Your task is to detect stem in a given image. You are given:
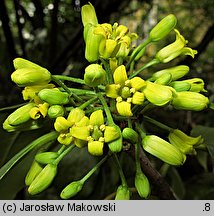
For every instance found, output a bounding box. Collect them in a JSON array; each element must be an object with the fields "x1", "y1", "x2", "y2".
[
  {"x1": 129, "y1": 58, "x2": 159, "y2": 79},
  {"x1": 101, "y1": 59, "x2": 113, "y2": 84},
  {"x1": 51, "y1": 75, "x2": 83, "y2": 103},
  {"x1": 135, "y1": 122, "x2": 147, "y2": 139},
  {"x1": 0, "y1": 102, "x2": 28, "y2": 112},
  {"x1": 144, "y1": 116, "x2": 173, "y2": 132},
  {"x1": 113, "y1": 153, "x2": 127, "y2": 186},
  {"x1": 57, "y1": 145, "x2": 66, "y2": 155},
  {"x1": 53, "y1": 144, "x2": 75, "y2": 165},
  {"x1": 52, "y1": 75, "x2": 85, "y2": 85},
  {"x1": 126, "y1": 38, "x2": 151, "y2": 69},
  {"x1": 79, "y1": 97, "x2": 98, "y2": 110},
  {"x1": 67, "y1": 88, "x2": 96, "y2": 96},
  {"x1": 97, "y1": 91, "x2": 114, "y2": 125},
  {"x1": 159, "y1": 163, "x2": 170, "y2": 178},
  {"x1": 135, "y1": 142, "x2": 141, "y2": 172},
  {"x1": 81, "y1": 153, "x2": 110, "y2": 183}
]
